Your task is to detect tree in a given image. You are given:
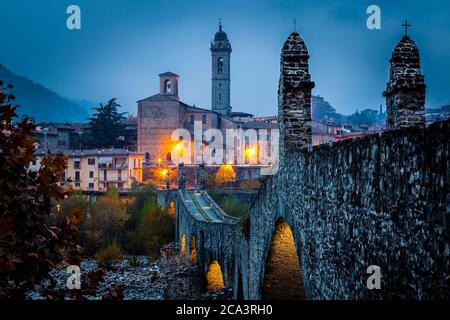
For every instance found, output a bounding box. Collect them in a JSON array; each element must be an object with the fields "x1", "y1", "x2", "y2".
[
  {"x1": 126, "y1": 182, "x2": 158, "y2": 230},
  {"x1": 134, "y1": 202, "x2": 174, "y2": 256},
  {"x1": 346, "y1": 108, "x2": 379, "y2": 126},
  {"x1": 215, "y1": 164, "x2": 236, "y2": 188},
  {"x1": 312, "y1": 96, "x2": 338, "y2": 121},
  {"x1": 52, "y1": 190, "x2": 90, "y2": 223},
  {"x1": 0, "y1": 81, "x2": 81, "y2": 299},
  {"x1": 87, "y1": 98, "x2": 127, "y2": 148},
  {"x1": 82, "y1": 188, "x2": 128, "y2": 254}
]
